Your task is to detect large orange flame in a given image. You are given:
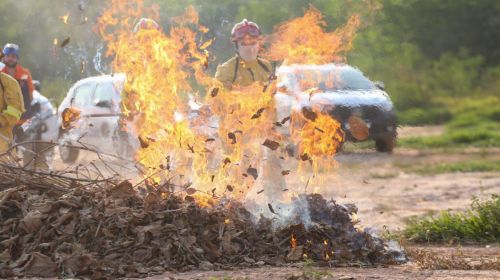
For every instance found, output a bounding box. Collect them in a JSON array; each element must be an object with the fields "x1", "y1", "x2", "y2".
[
  {"x1": 266, "y1": 6, "x2": 360, "y2": 64},
  {"x1": 95, "y1": 1, "x2": 360, "y2": 204}
]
